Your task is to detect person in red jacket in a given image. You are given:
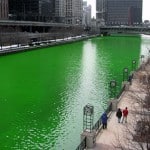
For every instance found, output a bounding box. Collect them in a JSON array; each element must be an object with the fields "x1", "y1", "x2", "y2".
[{"x1": 122, "y1": 107, "x2": 128, "y2": 123}]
